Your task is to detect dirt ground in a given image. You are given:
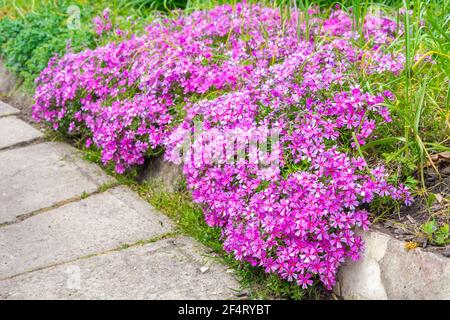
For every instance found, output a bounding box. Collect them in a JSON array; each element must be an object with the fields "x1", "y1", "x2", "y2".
[{"x1": 379, "y1": 158, "x2": 450, "y2": 257}]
